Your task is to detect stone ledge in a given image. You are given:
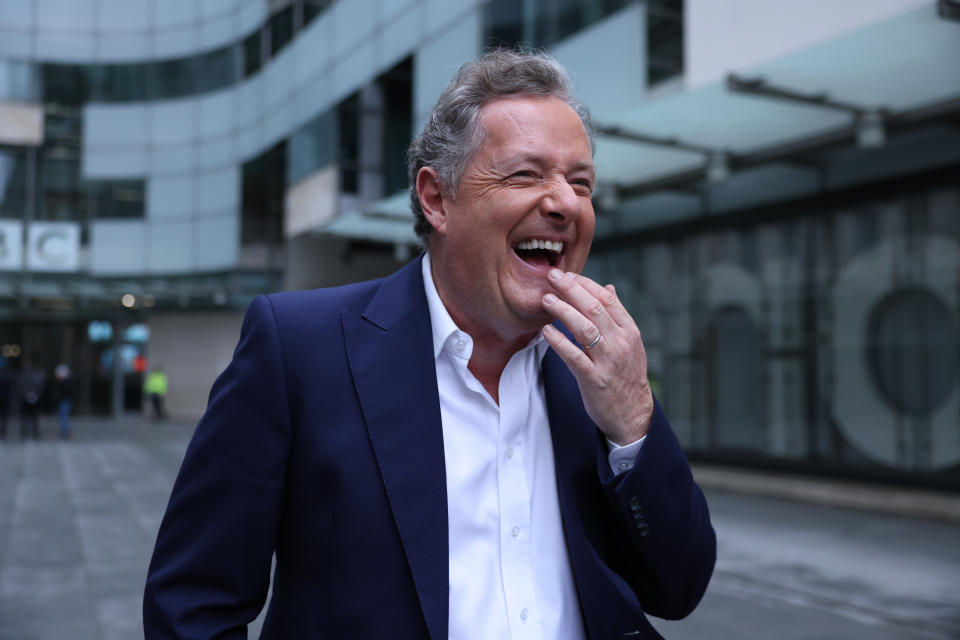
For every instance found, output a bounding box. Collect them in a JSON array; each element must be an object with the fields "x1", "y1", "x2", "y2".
[{"x1": 692, "y1": 464, "x2": 960, "y2": 524}]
